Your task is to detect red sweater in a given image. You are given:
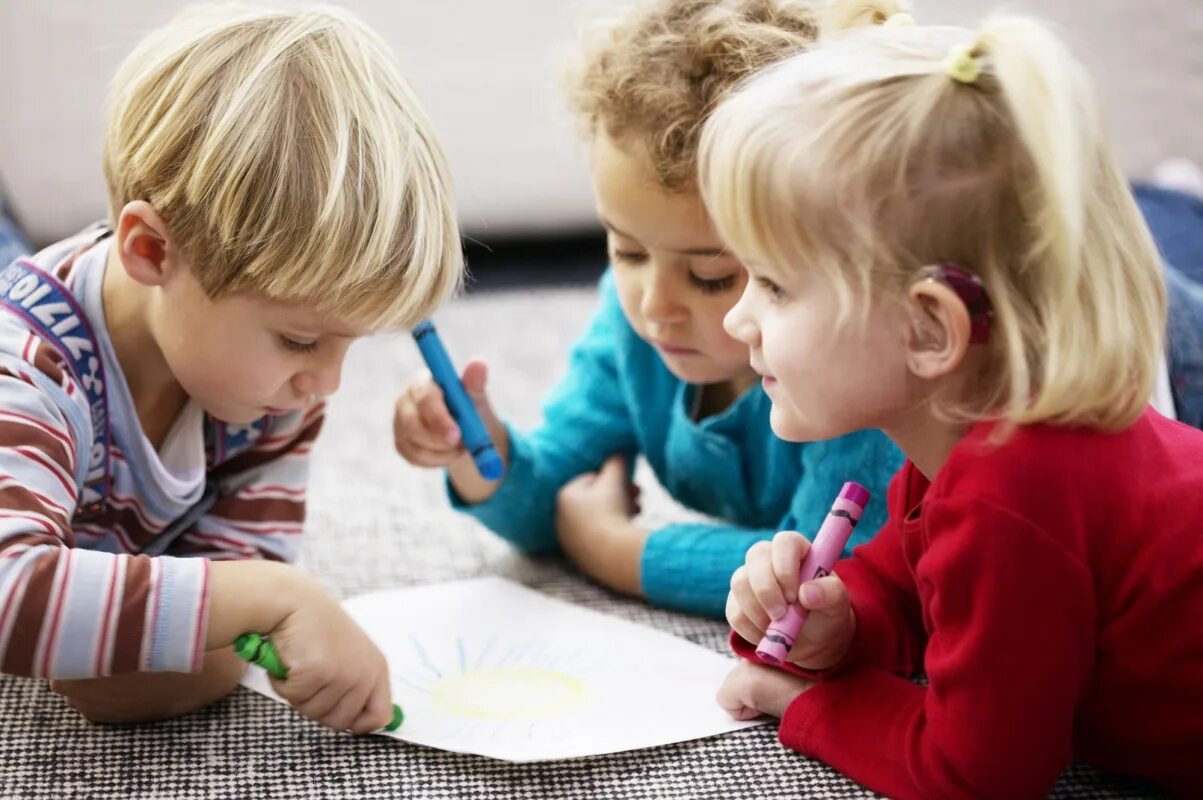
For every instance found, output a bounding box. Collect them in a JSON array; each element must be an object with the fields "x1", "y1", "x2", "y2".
[{"x1": 733, "y1": 409, "x2": 1203, "y2": 798}]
